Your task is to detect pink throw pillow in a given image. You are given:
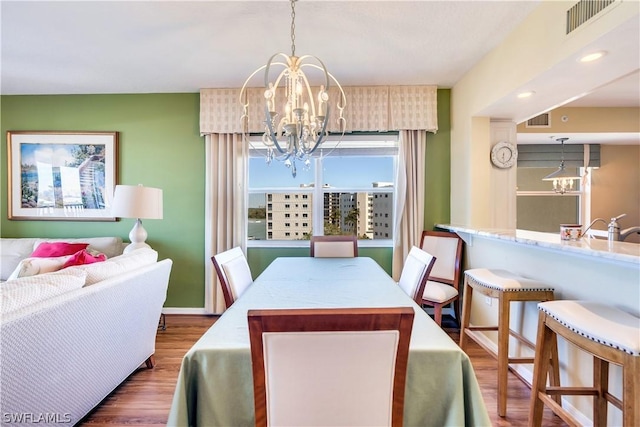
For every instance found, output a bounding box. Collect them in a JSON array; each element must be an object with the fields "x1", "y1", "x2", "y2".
[
  {"x1": 62, "y1": 249, "x2": 107, "y2": 268},
  {"x1": 31, "y1": 242, "x2": 89, "y2": 258}
]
